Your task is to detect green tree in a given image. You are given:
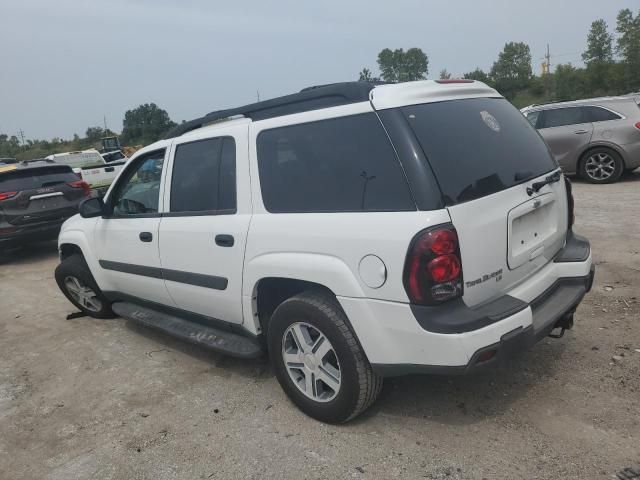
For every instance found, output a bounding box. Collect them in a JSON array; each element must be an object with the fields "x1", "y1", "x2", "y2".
[
  {"x1": 439, "y1": 69, "x2": 452, "y2": 80},
  {"x1": 616, "y1": 8, "x2": 640, "y2": 91},
  {"x1": 377, "y1": 48, "x2": 429, "y2": 82},
  {"x1": 120, "y1": 103, "x2": 176, "y2": 146},
  {"x1": 582, "y1": 19, "x2": 614, "y2": 93},
  {"x1": 490, "y1": 42, "x2": 533, "y2": 99},
  {"x1": 554, "y1": 64, "x2": 587, "y2": 101},
  {"x1": 358, "y1": 68, "x2": 378, "y2": 82},
  {"x1": 463, "y1": 68, "x2": 492, "y2": 85}
]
